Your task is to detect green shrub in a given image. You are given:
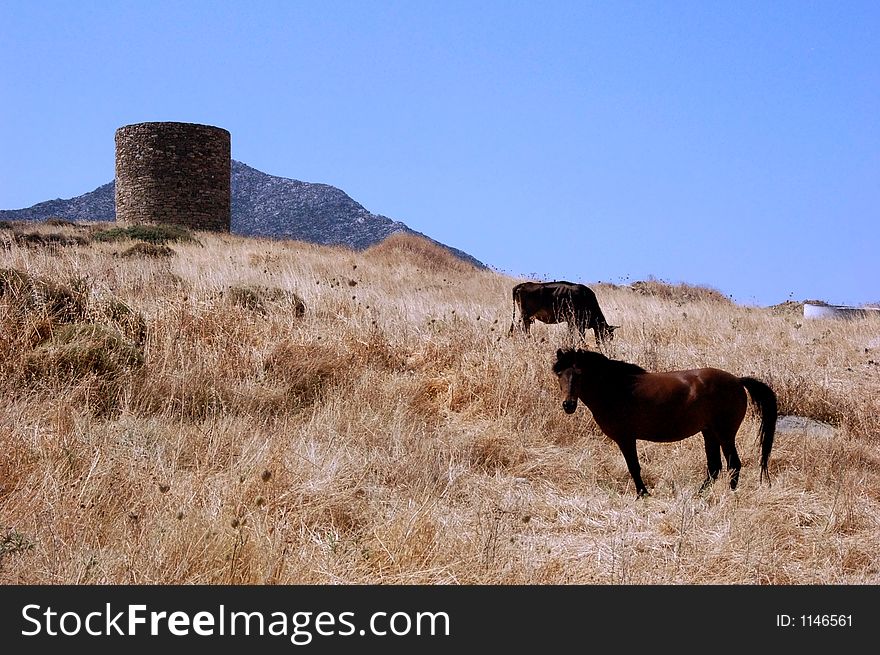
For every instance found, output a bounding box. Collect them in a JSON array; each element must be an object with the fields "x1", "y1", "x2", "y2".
[
  {"x1": 227, "y1": 285, "x2": 268, "y2": 313},
  {"x1": 0, "y1": 268, "x2": 88, "y2": 322},
  {"x1": 0, "y1": 528, "x2": 34, "y2": 571},
  {"x1": 13, "y1": 231, "x2": 89, "y2": 248},
  {"x1": 97, "y1": 297, "x2": 148, "y2": 346},
  {"x1": 226, "y1": 285, "x2": 306, "y2": 317},
  {"x1": 92, "y1": 223, "x2": 198, "y2": 245},
  {"x1": 24, "y1": 323, "x2": 144, "y2": 380},
  {"x1": 117, "y1": 242, "x2": 176, "y2": 258}
]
